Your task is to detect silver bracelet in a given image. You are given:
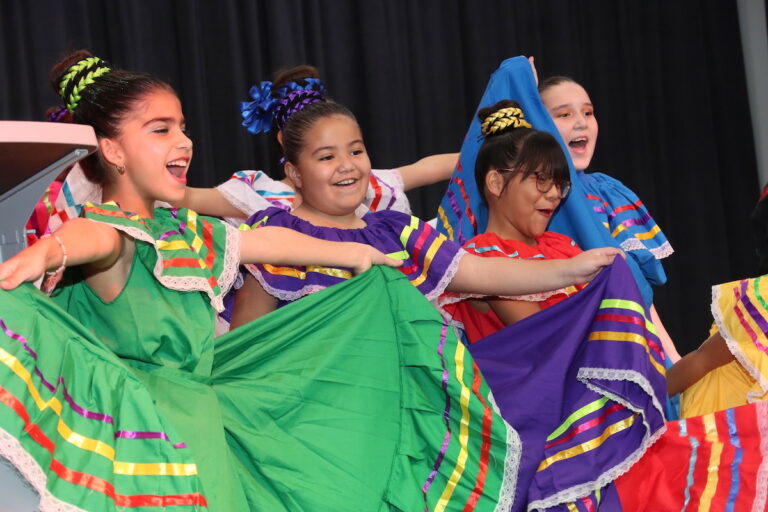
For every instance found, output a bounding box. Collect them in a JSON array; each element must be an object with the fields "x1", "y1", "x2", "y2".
[{"x1": 41, "y1": 233, "x2": 68, "y2": 276}]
